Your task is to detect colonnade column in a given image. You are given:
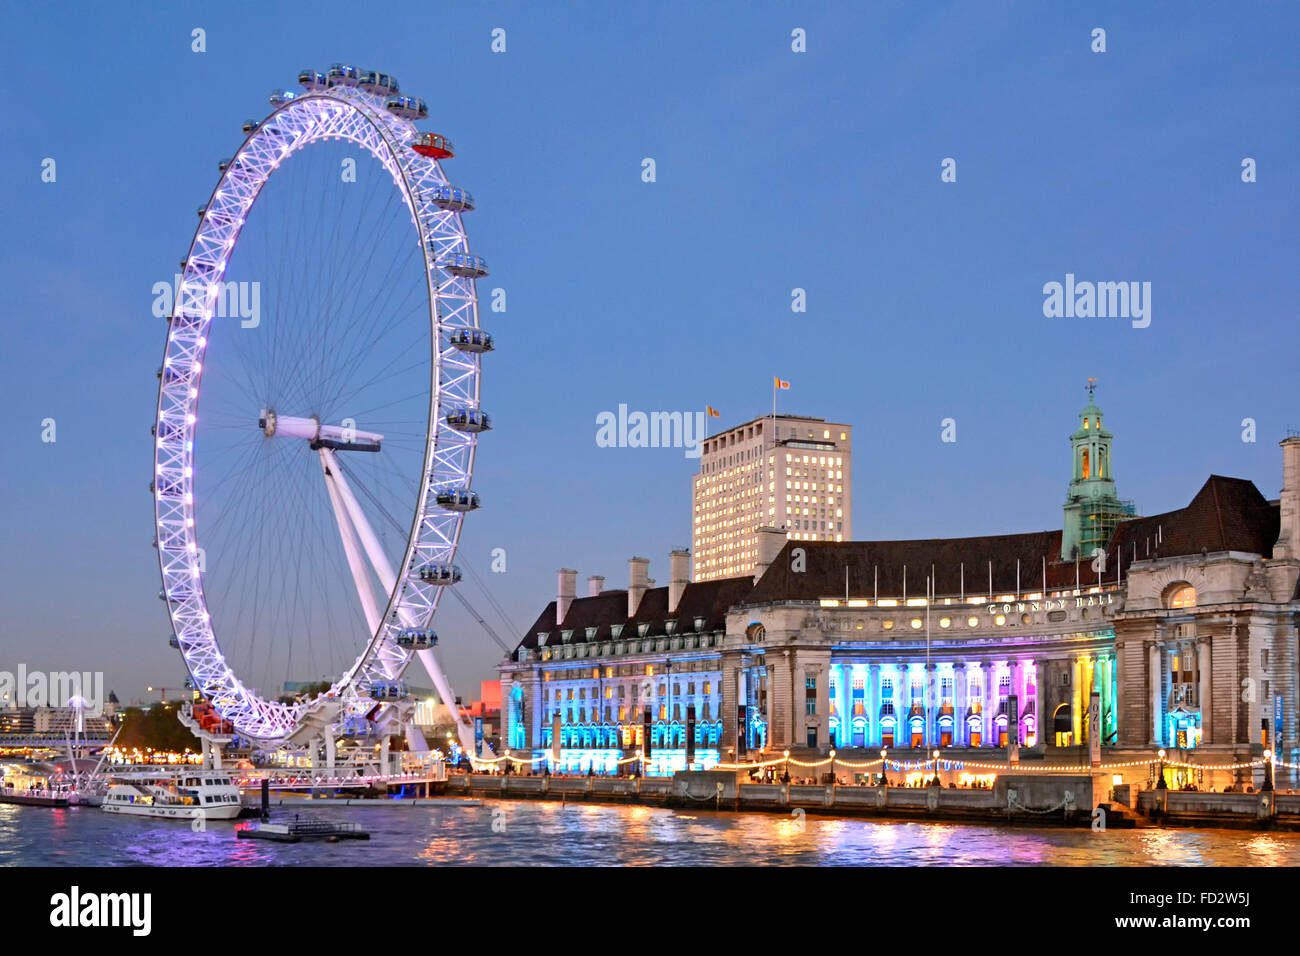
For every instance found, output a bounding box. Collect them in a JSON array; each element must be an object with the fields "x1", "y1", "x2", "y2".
[
  {"x1": 1013, "y1": 660, "x2": 1026, "y2": 746},
  {"x1": 984, "y1": 664, "x2": 996, "y2": 747},
  {"x1": 1071, "y1": 657, "x2": 1084, "y2": 744},
  {"x1": 868, "y1": 663, "x2": 880, "y2": 747},
  {"x1": 528, "y1": 677, "x2": 544, "y2": 749},
  {"x1": 925, "y1": 663, "x2": 936, "y2": 747},
  {"x1": 954, "y1": 663, "x2": 967, "y2": 747},
  {"x1": 840, "y1": 664, "x2": 852, "y2": 748},
  {"x1": 1148, "y1": 643, "x2": 1163, "y2": 746},
  {"x1": 1034, "y1": 660, "x2": 1047, "y2": 746},
  {"x1": 1196, "y1": 639, "x2": 1212, "y2": 744}
]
